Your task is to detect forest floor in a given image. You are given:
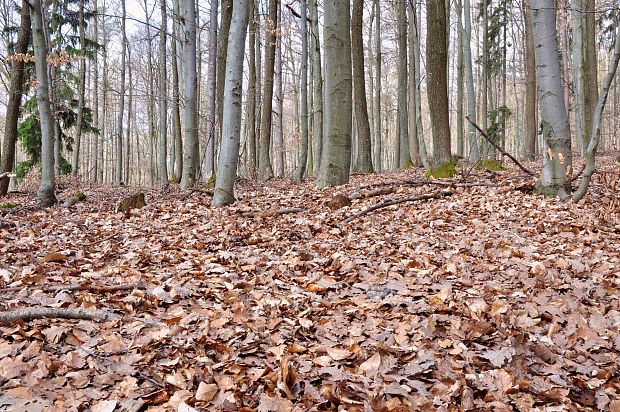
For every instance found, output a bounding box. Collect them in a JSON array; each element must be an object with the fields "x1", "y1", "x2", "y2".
[{"x1": 1, "y1": 154, "x2": 620, "y2": 412}]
